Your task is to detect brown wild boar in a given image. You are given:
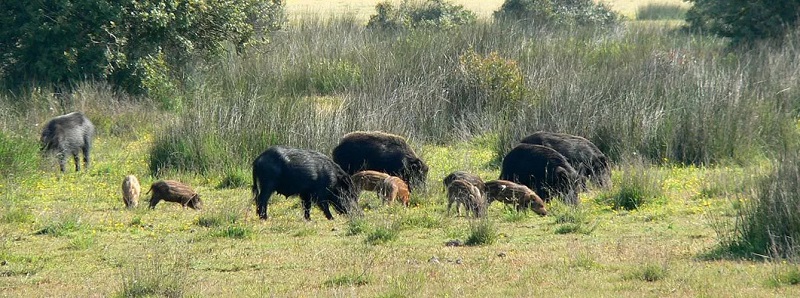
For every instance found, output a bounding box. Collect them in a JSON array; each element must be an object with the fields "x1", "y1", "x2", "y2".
[
  {"x1": 446, "y1": 179, "x2": 486, "y2": 218},
  {"x1": 485, "y1": 180, "x2": 547, "y2": 216},
  {"x1": 147, "y1": 180, "x2": 203, "y2": 210},
  {"x1": 352, "y1": 170, "x2": 391, "y2": 193},
  {"x1": 380, "y1": 176, "x2": 410, "y2": 206},
  {"x1": 121, "y1": 175, "x2": 141, "y2": 208}
]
